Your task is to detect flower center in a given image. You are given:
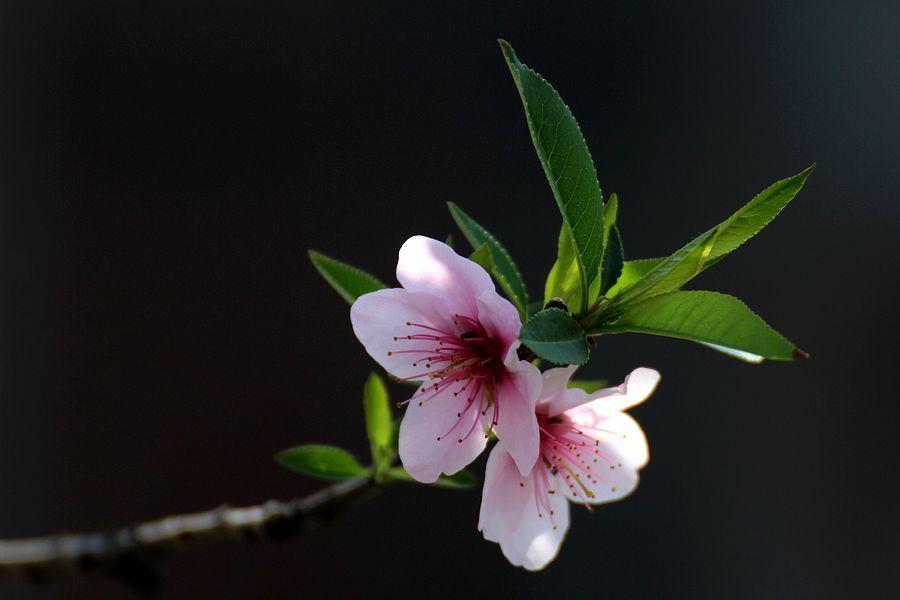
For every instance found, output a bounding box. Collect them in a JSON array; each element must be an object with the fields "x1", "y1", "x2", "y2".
[
  {"x1": 525, "y1": 414, "x2": 619, "y2": 528},
  {"x1": 388, "y1": 315, "x2": 506, "y2": 443}
]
